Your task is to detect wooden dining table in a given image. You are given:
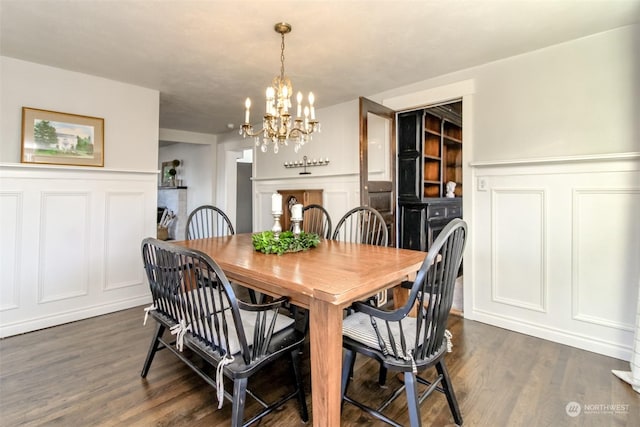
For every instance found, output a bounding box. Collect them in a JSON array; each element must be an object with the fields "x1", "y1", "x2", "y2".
[{"x1": 174, "y1": 233, "x2": 426, "y2": 426}]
